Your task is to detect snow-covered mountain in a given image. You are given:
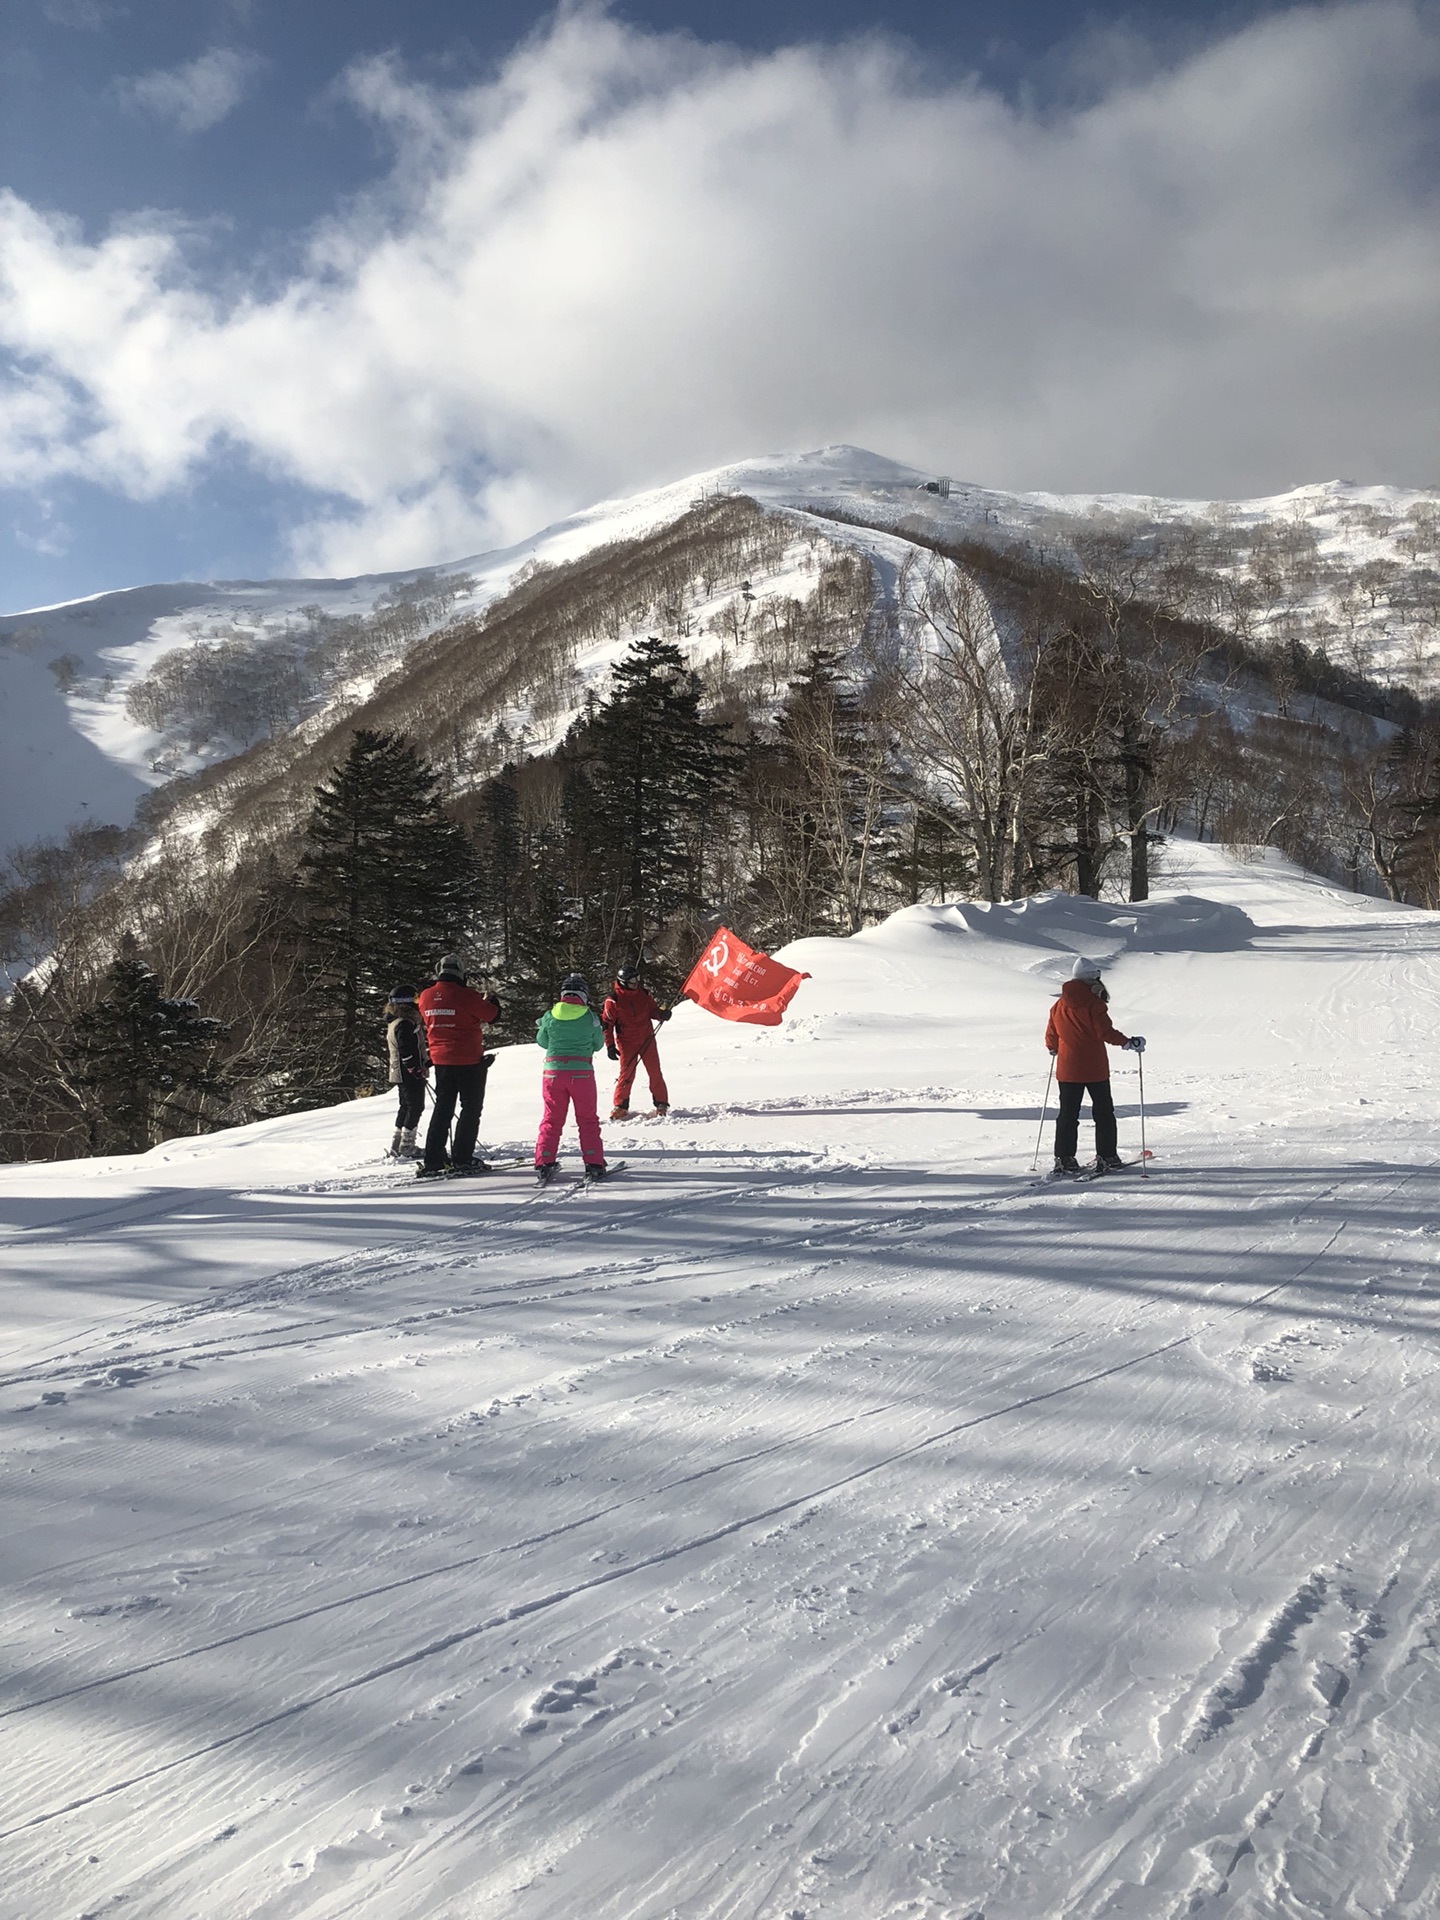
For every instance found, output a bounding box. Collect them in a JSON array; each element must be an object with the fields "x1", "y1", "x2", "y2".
[
  {"x1": 4, "y1": 445, "x2": 1437, "y2": 854},
  {"x1": 4, "y1": 838, "x2": 1440, "y2": 1916}
]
